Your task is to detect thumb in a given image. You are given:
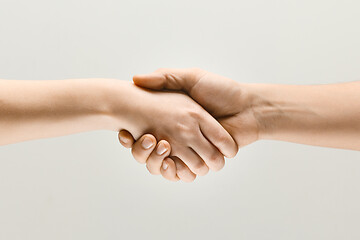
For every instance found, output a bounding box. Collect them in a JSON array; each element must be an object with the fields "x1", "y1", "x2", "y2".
[
  {"x1": 133, "y1": 68, "x2": 200, "y2": 92},
  {"x1": 133, "y1": 72, "x2": 172, "y2": 90}
]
